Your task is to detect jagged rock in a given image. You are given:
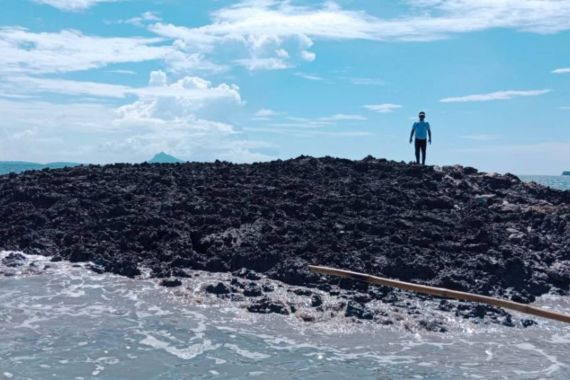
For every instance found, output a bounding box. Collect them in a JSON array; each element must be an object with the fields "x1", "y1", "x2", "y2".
[
  {"x1": 233, "y1": 268, "x2": 262, "y2": 280},
  {"x1": 291, "y1": 288, "x2": 312, "y2": 296},
  {"x1": 247, "y1": 297, "x2": 290, "y2": 315},
  {"x1": 262, "y1": 283, "x2": 275, "y2": 292},
  {"x1": 1, "y1": 252, "x2": 26, "y2": 267},
  {"x1": 418, "y1": 319, "x2": 448, "y2": 333},
  {"x1": 345, "y1": 301, "x2": 373, "y2": 320},
  {"x1": 206, "y1": 282, "x2": 231, "y2": 295},
  {"x1": 160, "y1": 278, "x2": 182, "y2": 287},
  {"x1": 243, "y1": 282, "x2": 263, "y2": 297},
  {"x1": 311, "y1": 294, "x2": 323, "y2": 307}
]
